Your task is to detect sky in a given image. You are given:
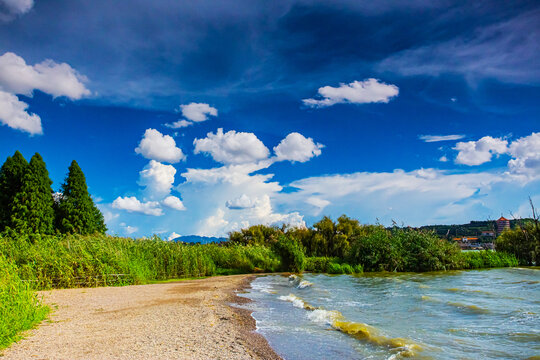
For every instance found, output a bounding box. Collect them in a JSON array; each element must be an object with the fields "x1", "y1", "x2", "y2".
[{"x1": 0, "y1": 0, "x2": 538, "y2": 238}]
